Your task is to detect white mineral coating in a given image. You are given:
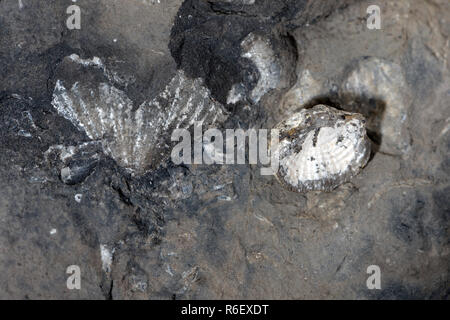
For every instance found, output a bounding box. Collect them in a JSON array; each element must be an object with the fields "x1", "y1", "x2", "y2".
[
  {"x1": 272, "y1": 105, "x2": 371, "y2": 192},
  {"x1": 340, "y1": 57, "x2": 412, "y2": 155},
  {"x1": 100, "y1": 244, "x2": 114, "y2": 273},
  {"x1": 241, "y1": 33, "x2": 281, "y2": 104},
  {"x1": 51, "y1": 55, "x2": 227, "y2": 174},
  {"x1": 226, "y1": 83, "x2": 246, "y2": 105},
  {"x1": 68, "y1": 54, "x2": 134, "y2": 87}
]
